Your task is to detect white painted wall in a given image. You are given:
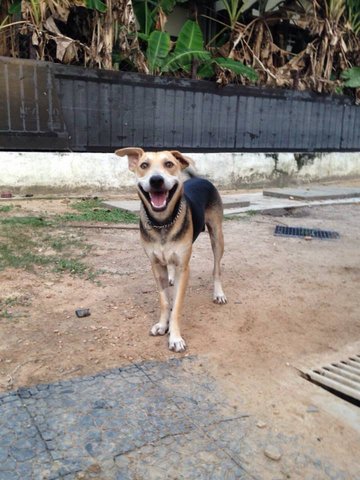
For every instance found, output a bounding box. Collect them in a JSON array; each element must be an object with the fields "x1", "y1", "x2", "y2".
[{"x1": 0, "y1": 151, "x2": 359, "y2": 194}]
